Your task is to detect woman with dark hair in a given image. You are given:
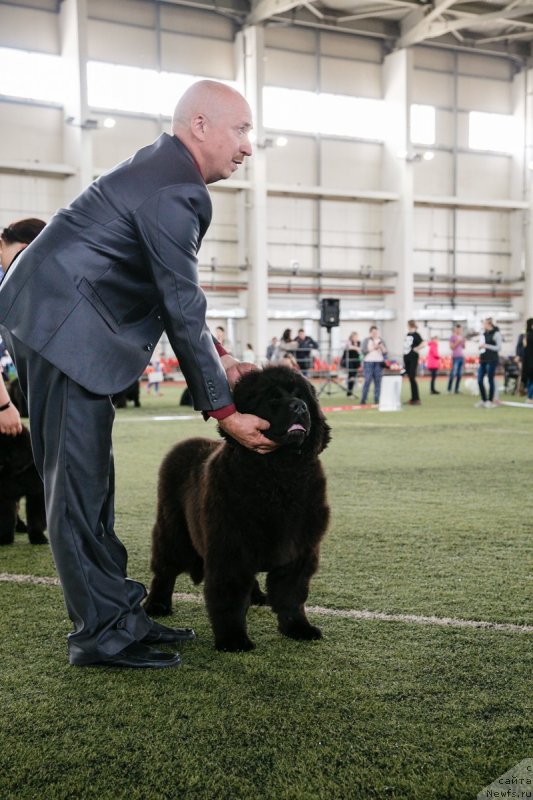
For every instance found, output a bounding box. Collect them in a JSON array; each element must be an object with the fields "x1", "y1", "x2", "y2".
[
  {"x1": 273, "y1": 328, "x2": 298, "y2": 363},
  {"x1": 523, "y1": 317, "x2": 533, "y2": 404},
  {"x1": 0, "y1": 218, "x2": 46, "y2": 435}
]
